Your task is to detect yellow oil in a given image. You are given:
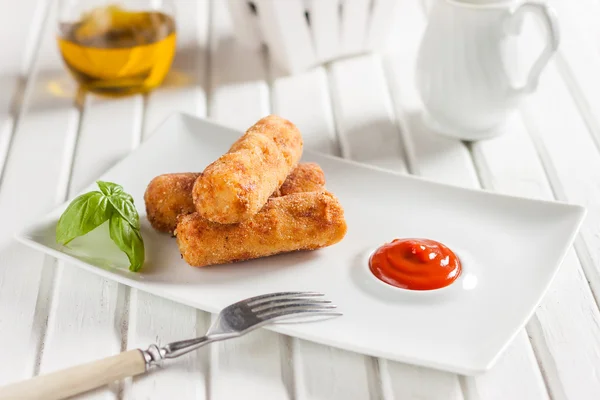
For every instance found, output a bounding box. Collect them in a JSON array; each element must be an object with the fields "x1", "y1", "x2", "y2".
[{"x1": 57, "y1": 5, "x2": 176, "y2": 96}]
